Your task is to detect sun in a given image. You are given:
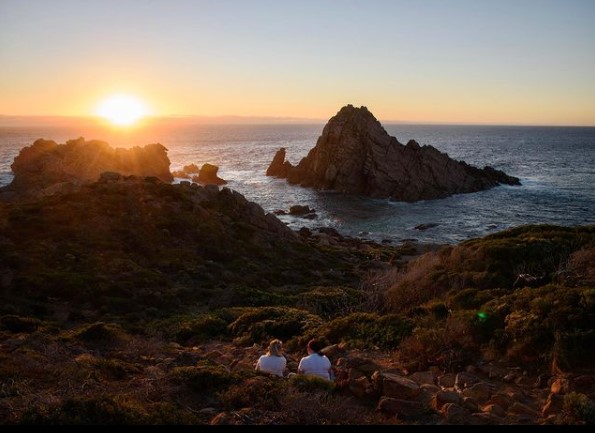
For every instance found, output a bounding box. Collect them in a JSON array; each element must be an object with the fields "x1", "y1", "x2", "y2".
[{"x1": 95, "y1": 94, "x2": 149, "y2": 126}]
